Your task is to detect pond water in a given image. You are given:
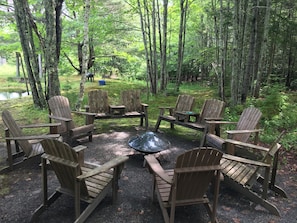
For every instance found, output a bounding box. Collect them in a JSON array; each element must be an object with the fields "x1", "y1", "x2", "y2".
[{"x1": 0, "y1": 92, "x2": 30, "y2": 100}]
